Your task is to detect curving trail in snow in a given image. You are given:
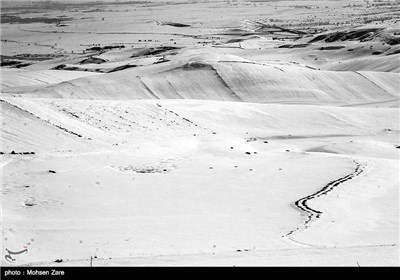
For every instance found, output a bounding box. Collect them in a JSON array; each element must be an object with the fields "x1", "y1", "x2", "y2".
[{"x1": 285, "y1": 159, "x2": 366, "y2": 237}]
